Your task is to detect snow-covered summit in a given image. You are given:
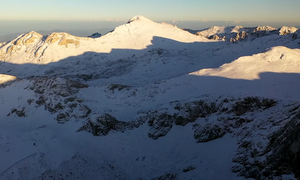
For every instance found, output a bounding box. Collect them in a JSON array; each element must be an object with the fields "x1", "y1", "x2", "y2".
[
  {"x1": 195, "y1": 26, "x2": 246, "y2": 37},
  {"x1": 0, "y1": 15, "x2": 208, "y2": 70},
  {"x1": 252, "y1": 26, "x2": 277, "y2": 32},
  {"x1": 192, "y1": 25, "x2": 299, "y2": 42},
  {"x1": 127, "y1": 15, "x2": 153, "y2": 23},
  {"x1": 279, "y1": 26, "x2": 298, "y2": 35}
]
